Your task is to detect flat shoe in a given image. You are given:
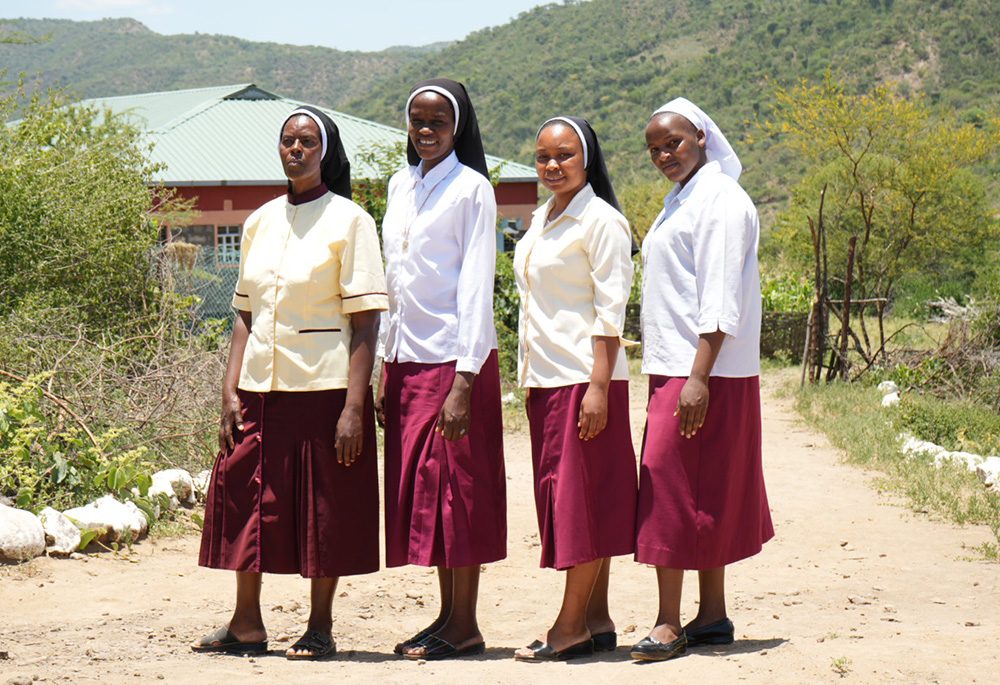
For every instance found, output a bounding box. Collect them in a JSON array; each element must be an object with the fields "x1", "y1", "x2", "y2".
[
  {"x1": 592, "y1": 631, "x2": 617, "y2": 652},
  {"x1": 630, "y1": 632, "x2": 688, "y2": 662},
  {"x1": 514, "y1": 638, "x2": 594, "y2": 662},
  {"x1": 393, "y1": 628, "x2": 432, "y2": 655},
  {"x1": 402, "y1": 635, "x2": 485, "y2": 661},
  {"x1": 685, "y1": 618, "x2": 735, "y2": 647},
  {"x1": 192, "y1": 626, "x2": 267, "y2": 655},
  {"x1": 286, "y1": 629, "x2": 336, "y2": 660}
]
